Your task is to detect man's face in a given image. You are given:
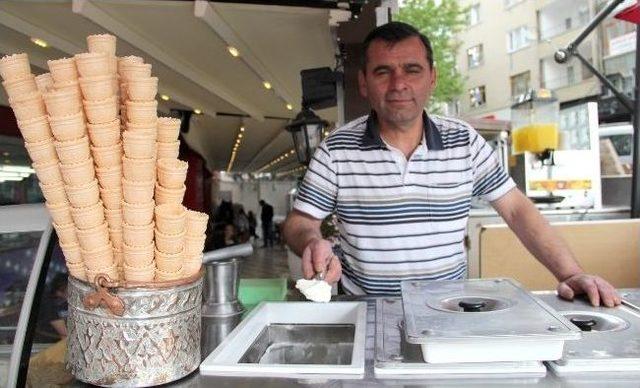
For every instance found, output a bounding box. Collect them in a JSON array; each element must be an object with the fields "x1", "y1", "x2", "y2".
[{"x1": 359, "y1": 36, "x2": 437, "y2": 127}]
